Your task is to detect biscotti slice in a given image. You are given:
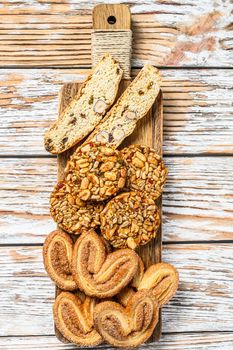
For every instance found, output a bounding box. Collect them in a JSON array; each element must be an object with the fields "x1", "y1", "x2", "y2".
[
  {"x1": 44, "y1": 54, "x2": 123, "y2": 154},
  {"x1": 85, "y1": 65, "x2": 161, "y2": 147}
]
